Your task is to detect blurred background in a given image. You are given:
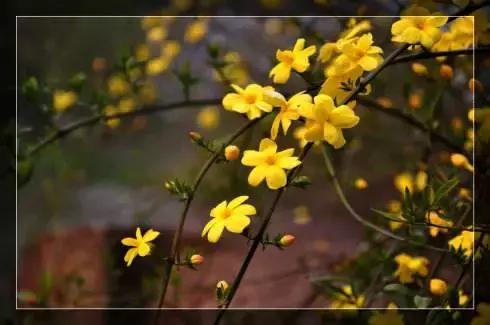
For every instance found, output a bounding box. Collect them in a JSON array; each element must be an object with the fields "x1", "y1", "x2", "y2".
[{"x1": 15, "y1": 13, "x2": 479, "y2": 310}]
